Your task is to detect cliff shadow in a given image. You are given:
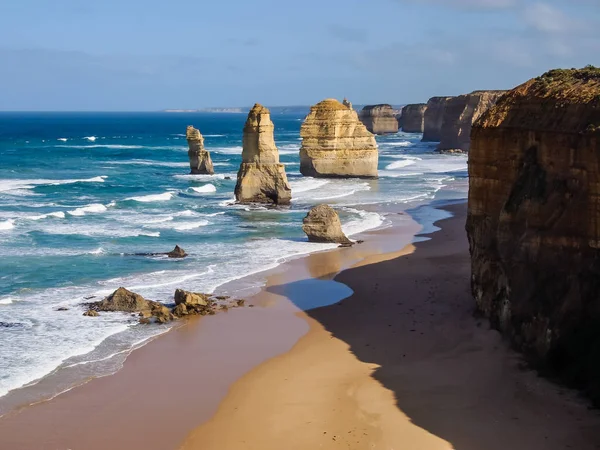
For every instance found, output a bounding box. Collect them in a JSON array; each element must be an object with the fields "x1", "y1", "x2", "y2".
[{"x1": 265, "y1": 205, "x2": 600, "y2": 450}]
